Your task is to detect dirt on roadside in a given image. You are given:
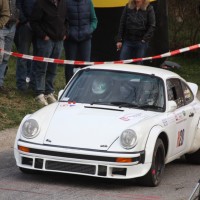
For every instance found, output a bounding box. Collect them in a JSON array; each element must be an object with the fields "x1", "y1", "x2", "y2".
[{"x1": 0, "y1": 128, "x2": 17, "y2": 152}]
